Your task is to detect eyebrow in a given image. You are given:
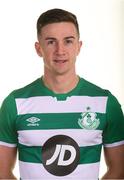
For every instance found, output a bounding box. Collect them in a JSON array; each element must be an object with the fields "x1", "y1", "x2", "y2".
[
  {"x1": 45, "y1": 36, "x2": 75, "y2": 41},
  {"x1": 65, "y1": 36, "x2": 75, "y2": 40}
]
